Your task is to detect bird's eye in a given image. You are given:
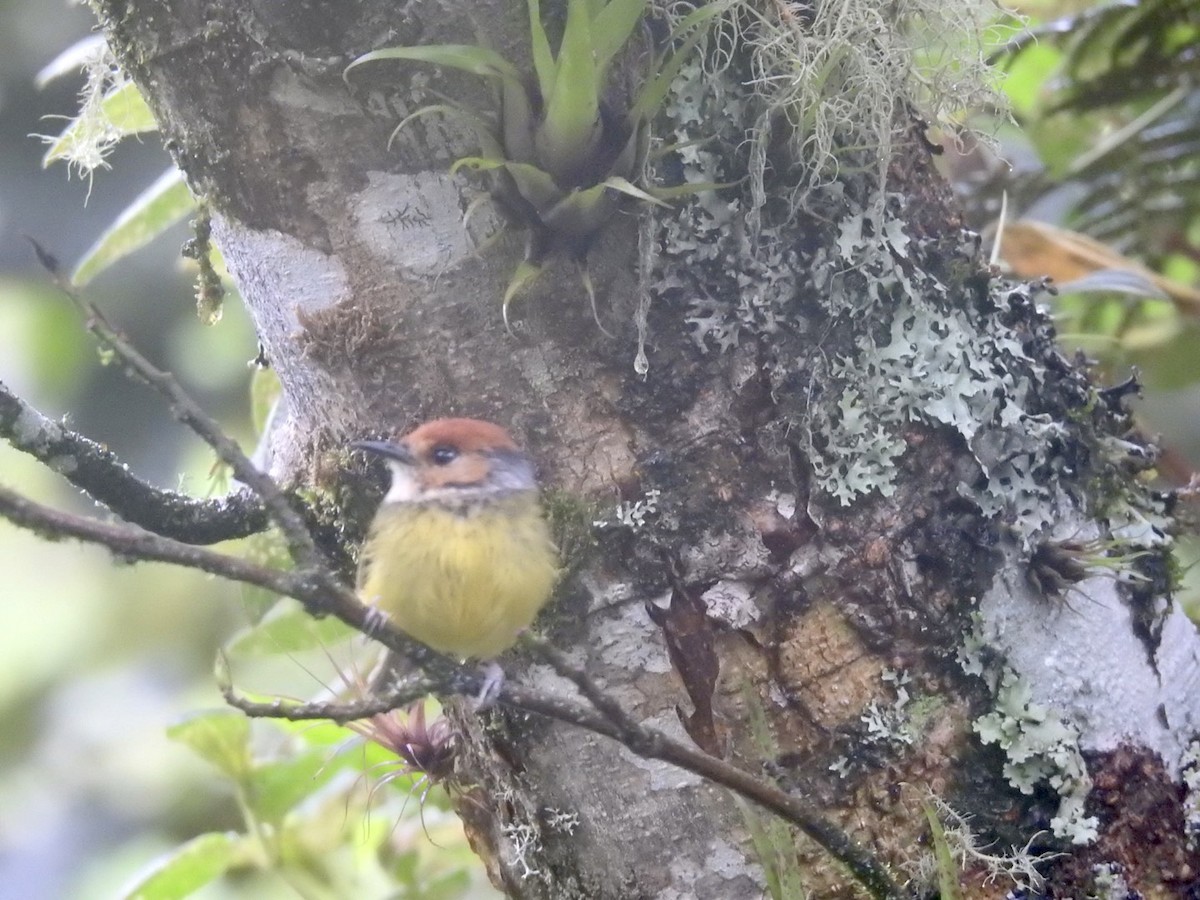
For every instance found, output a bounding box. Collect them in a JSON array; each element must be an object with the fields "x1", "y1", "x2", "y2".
[{"x1": 430, "y1": 445, "x2": 459, "y2": 465}]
